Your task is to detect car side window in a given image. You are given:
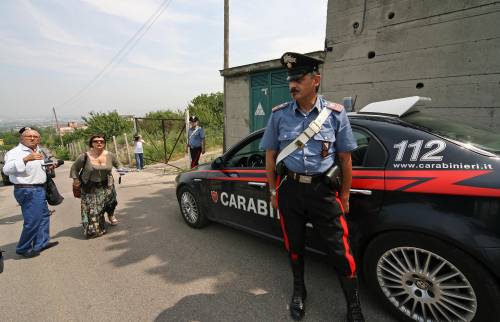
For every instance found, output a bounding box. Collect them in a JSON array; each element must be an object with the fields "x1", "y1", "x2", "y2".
[
  {"x1": 225, "y1": 135, "x2": 265, "y2": 168},
  {"x1": 351, "y1": 128, "x2": 386, "y2": 168}
]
